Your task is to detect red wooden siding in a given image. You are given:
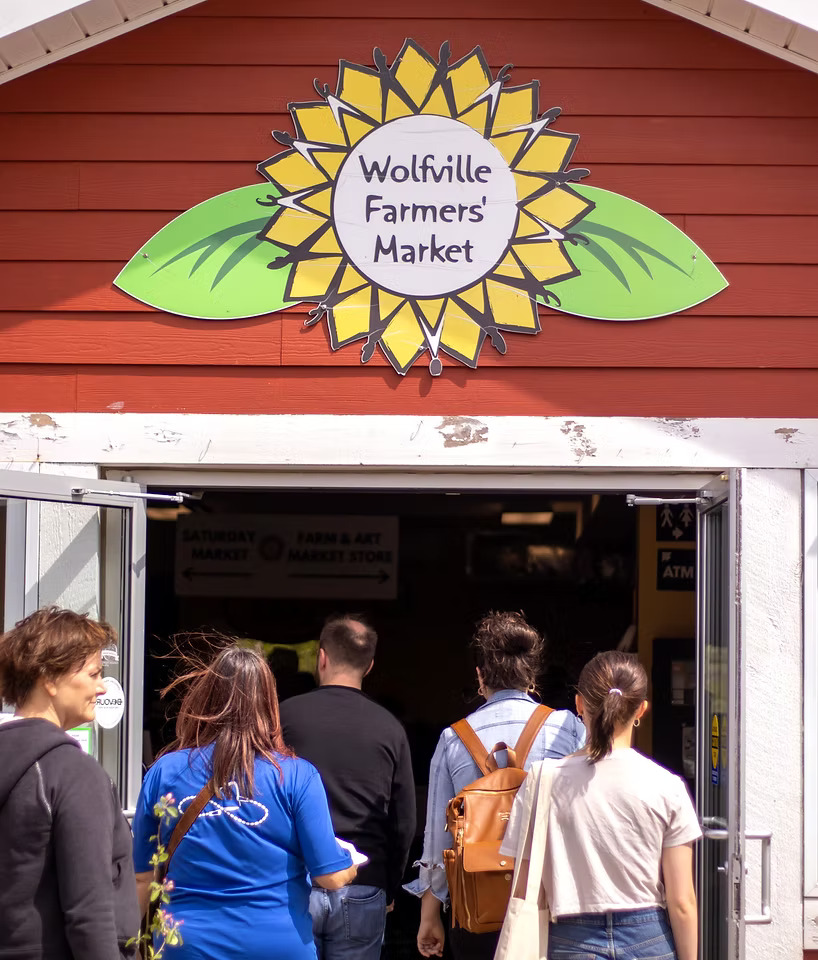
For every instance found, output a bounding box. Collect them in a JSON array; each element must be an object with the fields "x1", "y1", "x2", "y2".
[{"x1": 0, "y1": 0, "x2": 817, "y2": 416}]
